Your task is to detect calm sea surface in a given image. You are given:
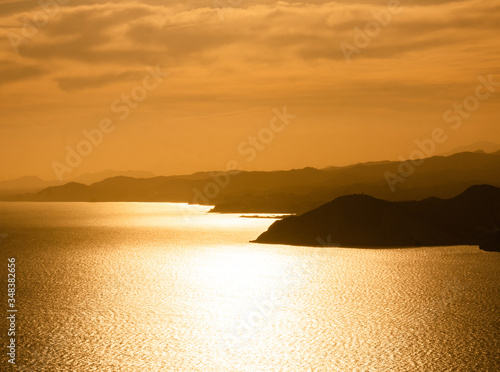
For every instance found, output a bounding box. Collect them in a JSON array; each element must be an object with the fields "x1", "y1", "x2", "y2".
[{"x1": 0, "y1": 202, "x2": 499, "y2": 371}]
